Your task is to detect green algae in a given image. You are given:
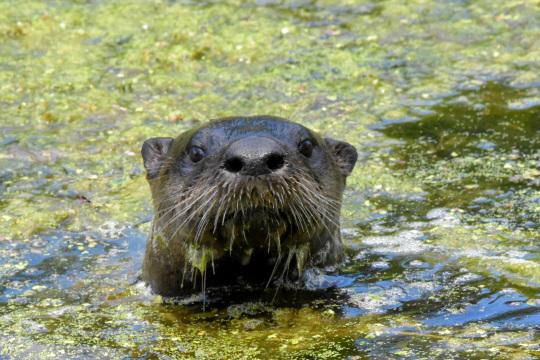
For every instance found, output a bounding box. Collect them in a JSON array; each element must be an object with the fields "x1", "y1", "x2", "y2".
[
  {"x1": 373, "y1": 82, "x2": 540, "y2": 290},
  {"x1": 1, "y1": 0, "x2": 540, "y2": 358}
]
